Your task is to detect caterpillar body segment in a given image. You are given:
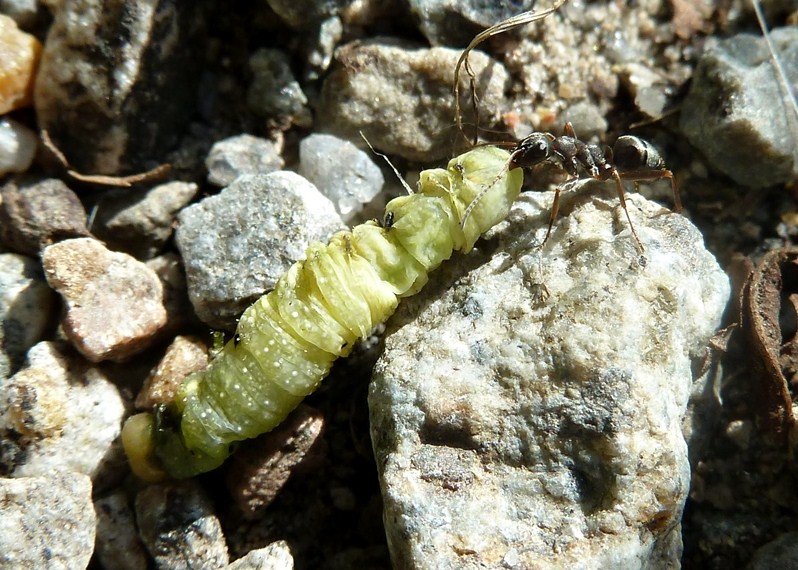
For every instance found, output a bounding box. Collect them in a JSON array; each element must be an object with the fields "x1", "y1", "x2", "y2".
[{"x1": 122, "y1": 145, "x2": 523, "y2": 480}]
